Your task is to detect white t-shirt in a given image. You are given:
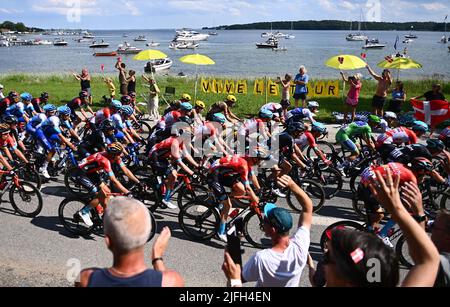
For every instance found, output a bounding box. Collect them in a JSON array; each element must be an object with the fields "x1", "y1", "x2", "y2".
[{"x1": 242, "y1": 226, "x2": 310, "y2": 287}]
